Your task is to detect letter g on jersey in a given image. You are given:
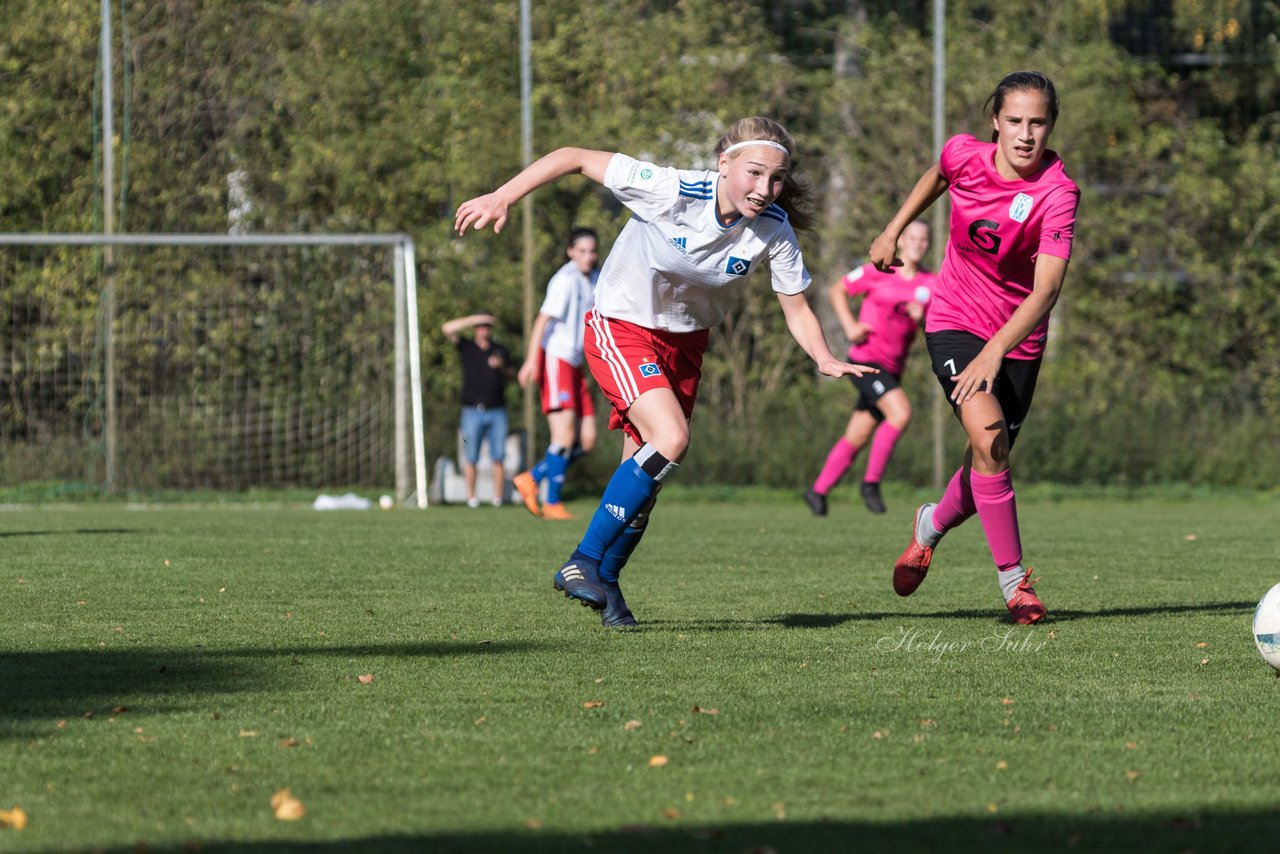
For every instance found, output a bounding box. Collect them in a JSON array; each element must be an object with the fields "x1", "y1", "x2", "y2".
[{"x1": 968, "y1": 219, "x2": 1002, "y2": 255}]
